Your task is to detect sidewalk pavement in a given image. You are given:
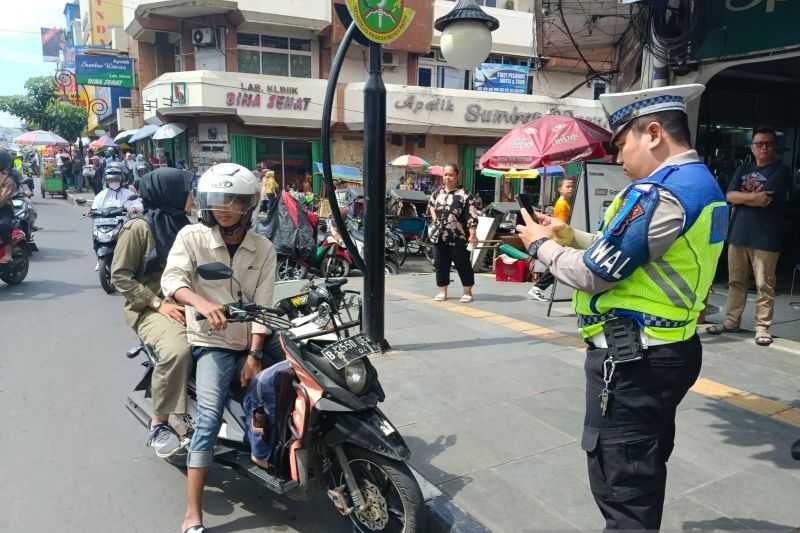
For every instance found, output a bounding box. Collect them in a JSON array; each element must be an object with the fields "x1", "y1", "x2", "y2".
[{"x1": 364, "y1": 272, "x2": 800, "y2": 532}]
